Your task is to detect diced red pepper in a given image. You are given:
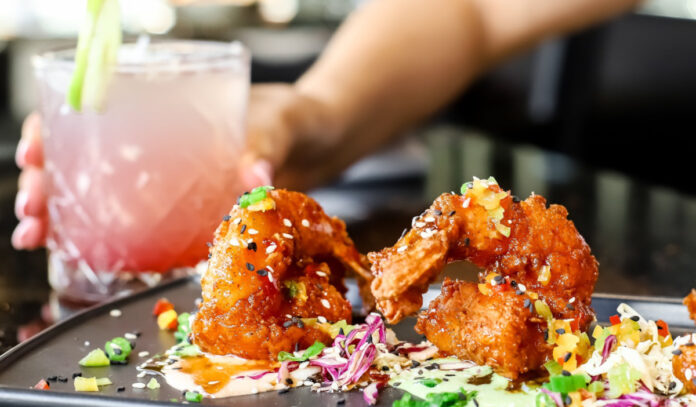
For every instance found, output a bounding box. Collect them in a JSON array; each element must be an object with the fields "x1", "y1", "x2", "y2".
[
  {"x1": 570, "y1": 318, "x2": 580, "y2": 333},
  {"x1": 152, "y1": 298, "x2": 174, "y2": 316},
  {"x1": 609, "y1": 315, "x2": 621, "y2": 326},
  {"x1": 33, "y1": 379, "x2": 50, "y2": 390},
  {"x1": 656, "y1": 320, "x2": 670, "y2": 337}
]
